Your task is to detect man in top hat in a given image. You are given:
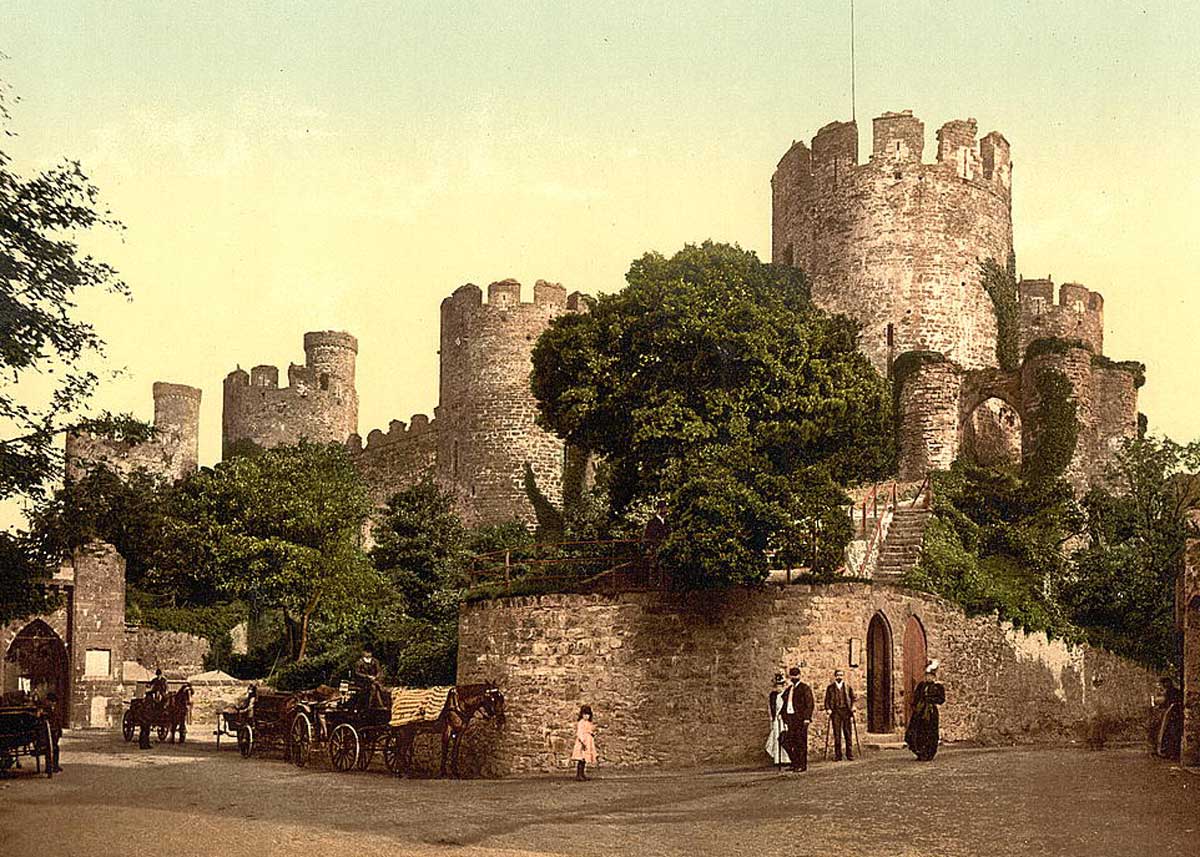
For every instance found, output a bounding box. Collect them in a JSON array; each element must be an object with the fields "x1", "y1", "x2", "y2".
[
  {"x1": 823, "y1": 668, "x2": 857, "y2": 761},
  {"x1": 352, "y1": 645, "x2": 385, "y2": 708},
  {"x1": 779, "y1": 666, "x2": 814, "y2": 772}
]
